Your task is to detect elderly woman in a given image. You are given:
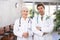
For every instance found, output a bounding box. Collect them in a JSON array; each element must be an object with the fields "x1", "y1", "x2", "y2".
[{"x1": 13, "y1": 7, "x2": 33, "y2": 40}]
